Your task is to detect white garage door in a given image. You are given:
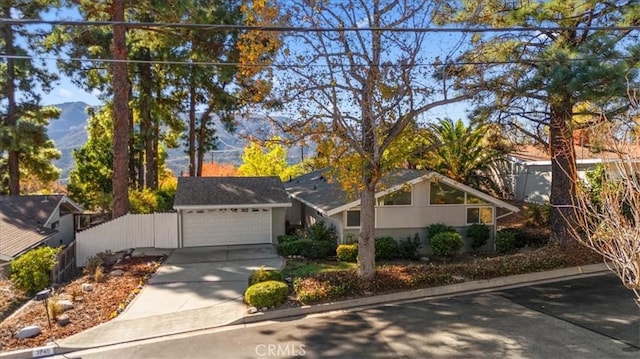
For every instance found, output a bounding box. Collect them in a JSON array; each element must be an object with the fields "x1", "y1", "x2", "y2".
[{"x1": 182, "y1": 208, "x2": 272, "y2": 247}]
